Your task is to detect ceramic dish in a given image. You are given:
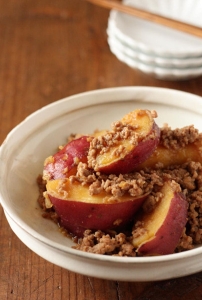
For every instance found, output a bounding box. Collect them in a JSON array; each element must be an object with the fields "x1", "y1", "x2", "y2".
[
  {"x1": 108, "y1": 39, "x2": 202, "y2": 80},
  {"x1": 108, "y1": 0, "x2": 202, "y2": 58},
  {"x1": 1, "y1": 87, "x2": 202, "y2": 282},
  {"x1": 107, "y1": 28, "x2": 202, "y2": 69}
]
